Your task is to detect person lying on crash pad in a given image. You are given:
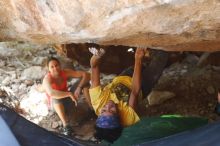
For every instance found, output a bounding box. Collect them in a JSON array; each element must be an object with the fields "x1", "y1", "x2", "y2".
[{"x1": 88, "y1": 47, "x2": 208, "y2": 145}]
